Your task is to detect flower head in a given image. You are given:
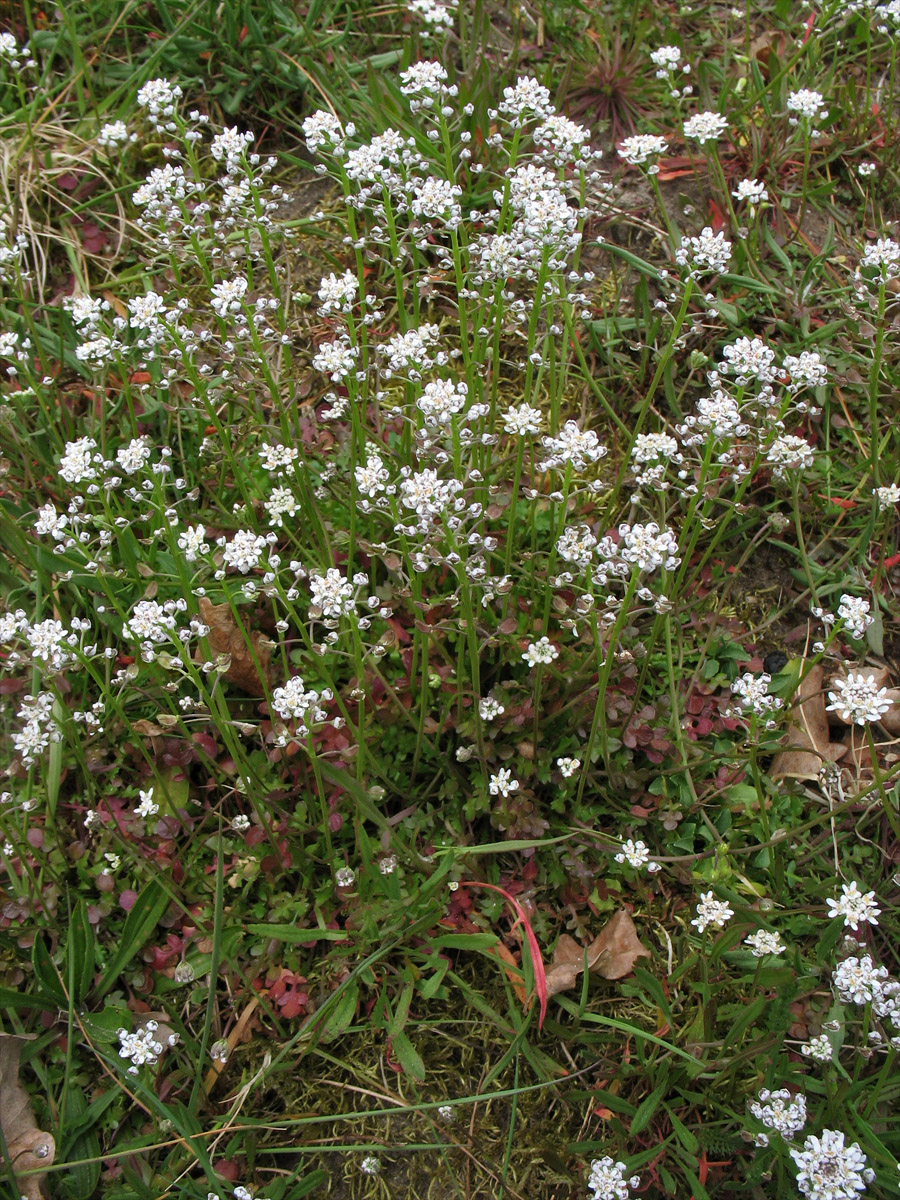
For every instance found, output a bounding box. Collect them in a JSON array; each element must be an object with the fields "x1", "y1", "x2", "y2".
[
  {"x1": 826, "y1": 881, "x2": 881, "y2": 931},
  {"x1": 826, "y1": 673, "x2": 894, "y2": 725},
  {"x1": 692, "y1": 891, "x2": 734, "y2": 933},
  {"x1": 790, "y1": 1129, "x2": 874, "y2": 1200}
]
